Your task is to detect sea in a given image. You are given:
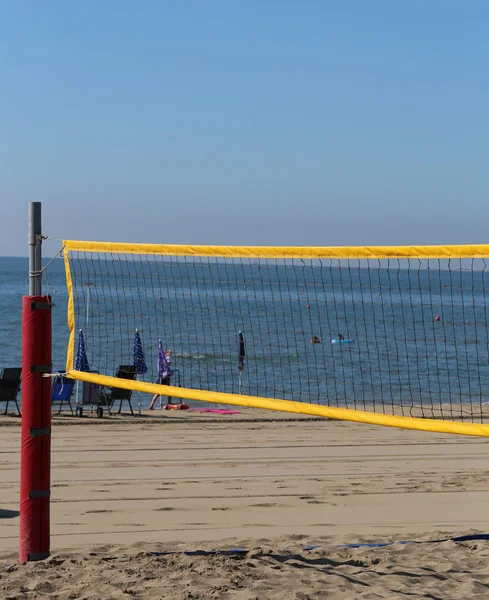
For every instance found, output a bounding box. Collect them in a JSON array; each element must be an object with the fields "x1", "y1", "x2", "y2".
[{"x1": 2, "y1": 255, "x2": 489, "y2": 418}]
